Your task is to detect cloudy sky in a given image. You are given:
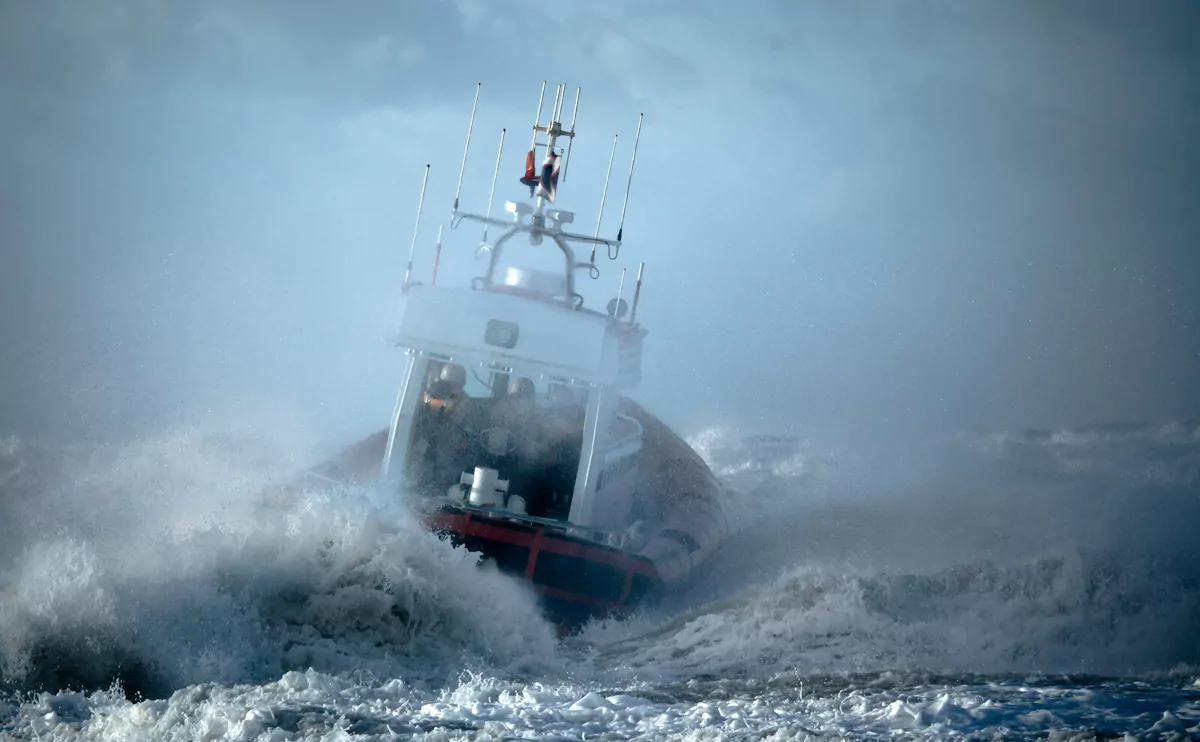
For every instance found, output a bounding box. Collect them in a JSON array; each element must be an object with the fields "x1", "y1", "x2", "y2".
[{"x1": 1, "y1": 0, "x2": 1197, "y2": 448}]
